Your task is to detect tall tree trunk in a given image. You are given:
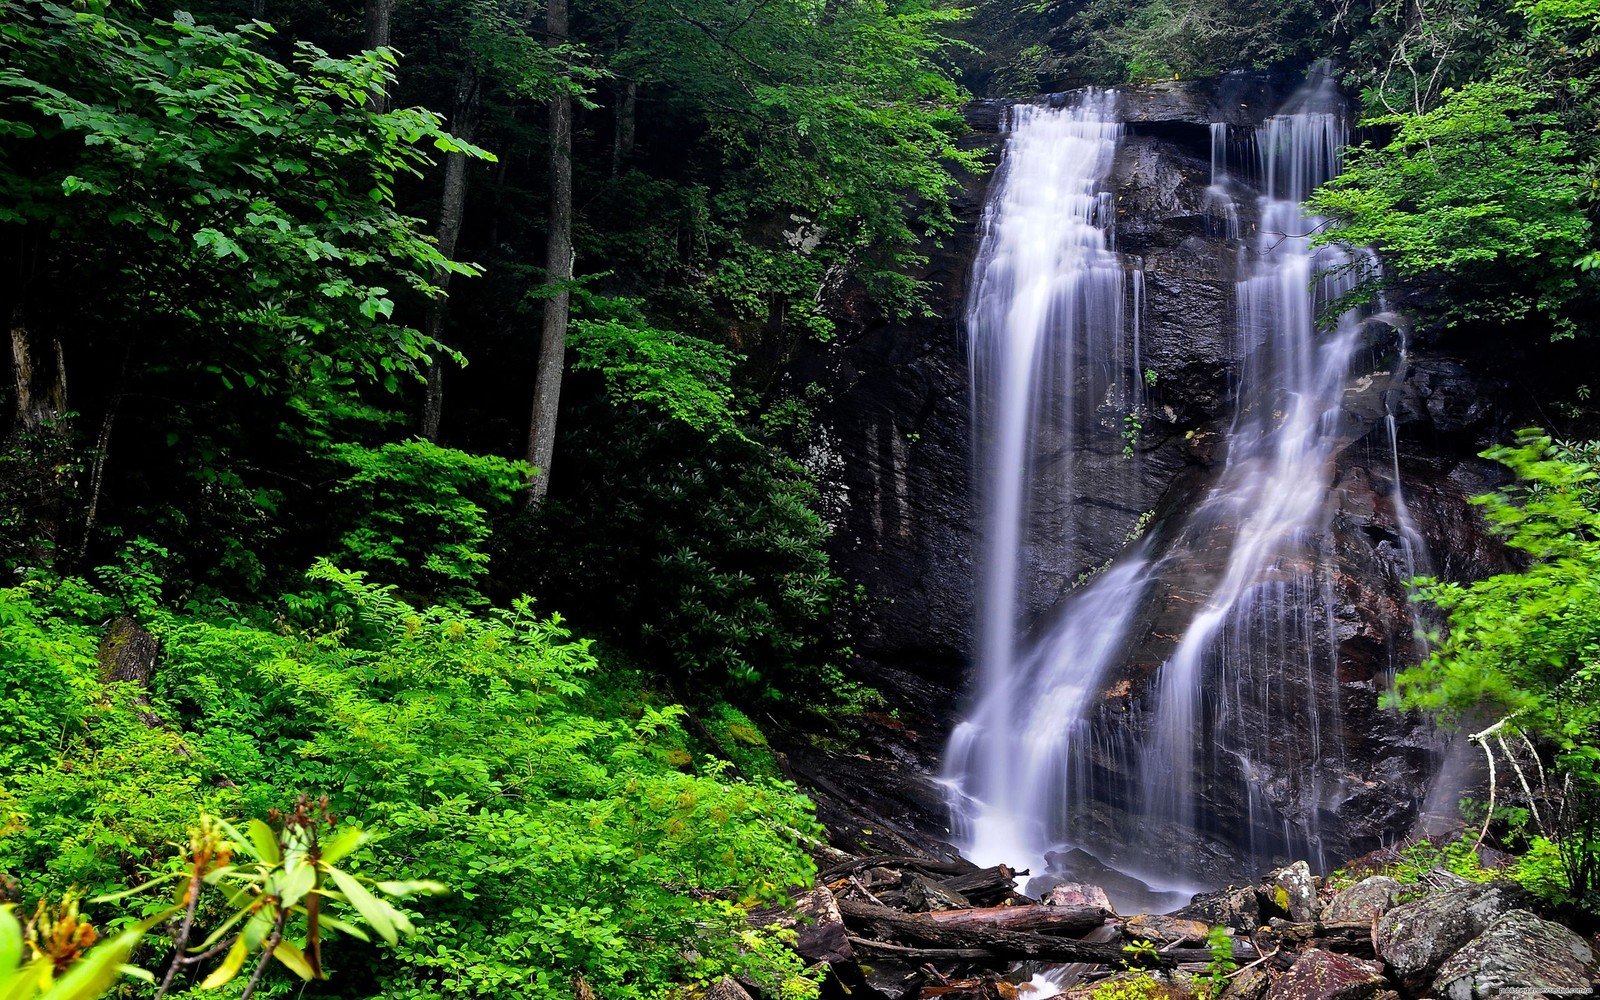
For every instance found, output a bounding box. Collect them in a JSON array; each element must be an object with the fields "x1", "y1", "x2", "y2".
[
  {"x1": 364, "y1": 0, "x2": 397, "y2": 113},
  {"x1": 524, "y1": 0, "x2": 572, "y2": 503},
  {"x1": 611, "y1": 79, "x2": 637, "y2": 176},
  {"x1": 419, "y1": 66, "x2": 478, "y2": 442}
]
